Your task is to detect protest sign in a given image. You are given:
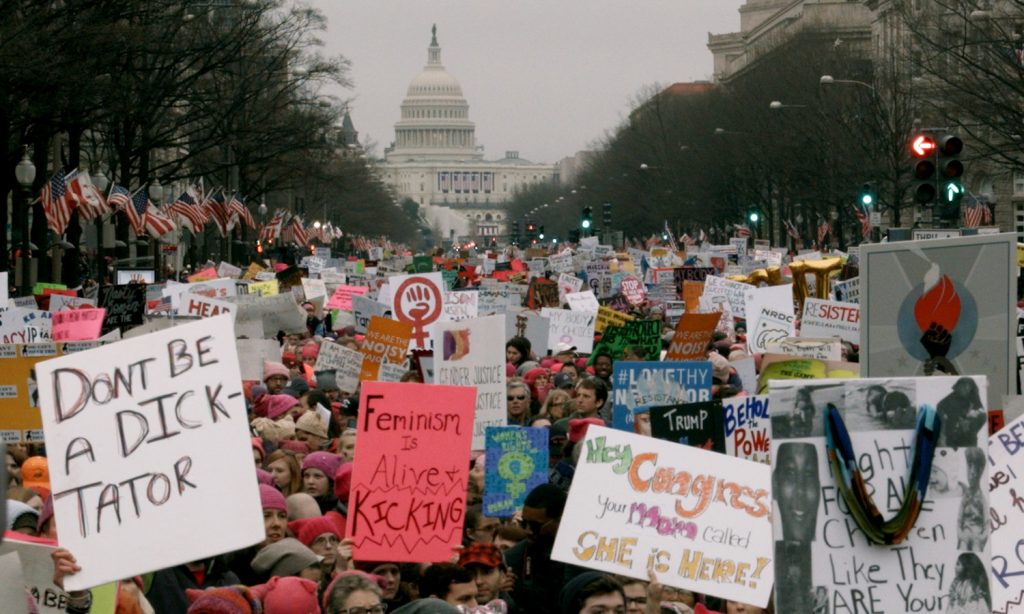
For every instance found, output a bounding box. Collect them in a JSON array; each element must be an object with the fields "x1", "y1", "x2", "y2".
[
  {"x1": 650, "y1": 400, "x2": 725, "y2": 452},
  {"x1": 763, "y1": 337, "x2": 842, "y2": 362},
  {"x1": 505, "y1": 309, "x2": 551, "y2": 355},
  {"x1": 478, "y1": 284, "x2": 517, "y2": 316},
  {"x1": 682, "y1": 280, "x2": 704, "y2": 313},
  {"x1": 542, "y1": 308, "x2": 595, "y2": 354},
  {"x1": 97, "y1": 284, "x2": 146, "y2": 333},
  {"x1": 301, "y1": 278, "x2": 328, "y2": 301},
  {"x1": 346, "y1": 382, "x2": 475, "y2": 562},
  {"x1": 770, "y1": 376, "x2": 990, "y2": 612},
  {"x1": 861, "y1": 233, "x2": 1016, "y2": 401},
  {"x1": 988, "y1": 412, "x2": 1024, "y2": 612},
  {"x1": 235, "y1": 339, "x2": 281, "y2": 382},
  {"x1": 800, "y1": 298, "x2": 859, "y2": 344},
  {"x1": 48, "y1": 294, "x2": 96, "y2": 311},
  {"x1": 0, "y1": 550, "x2": 28, "y2": 614},
  {"x1": 352, "y1": 294, "x2": 387, "y2": 334},
  {"x1": 664, "y1": 313, "x2": 721, "y2": 361},
  {"x1": 482, "y1": 426, "x2": 549, "y2": 518},
  {"x1": 619, "y1": 275, "x2": 647, "y2": 306},
  {"x1": 187, "y1": 267, "x2": 217, "y2": 282},
  {"x1": 590, "y1": 319, "x2": 661, "y2": 363},
  {"x1": 442, "y1": 290, "x2": 479, "y2": 321},
  {"x1": 722, "y1": 395, "x2": 770, "y2": 464},
  {"x1": 52, "y1": 308, "x2": 105, "y2": 341},
  {"x1": 566, "y1": 289, "x2": 600, "y2": 313},
  {"x1": 701, "y1": 275, "x2": 748, "y2": 317},
  {"x1": 610, "y1": 361, "x2": 713, "y2": 431},
  {"x1": 314, "y1": 340, "x2": 363, "y2": 394},
  {"x1": 162, "y1": 278, "x2": 236, "y2": 310},
  {"x1": 180, "y1": 293, "x2": 234, "y2": 319},
  {"x1": 594, "y1": 305, "x2": 634, "y2": 334},
  {"x1": 0, "y1": 343, "x2": 63, "y2": 442},
  {"x1": 216, "y1": 262, "x2": 242, "y2": 279},
  {"x1": 744, "y1": 284, "x2": 795, "y2": 354},
  {"x1": 552, "y1": 426, "x2": 773, "y2": 605},
  {"x1": 227, "y1": 293, "x2": 307, "y2": 337},
  {"x1": 557, "y1": 272, "x2": 584, "y2": 300},
  {"x1": 526, "y1": 277, "x2": 560, "y2": 309},
  {"x1": 0, "y1": 537, "x2": 118, "y2": 614},
  {"x1": 389, "y1": 272, "x2": 445, "y2": 349},
  {"x1": 36, "y1": 315, "x2": 264, "y2": 590},
  {"x1": 360, "y1": 316, "x2": 413, "y2": 381},
  {"x1": 831, "y1": 277, "x2": 859, "y2": 304},
  {"x1": 326, "y1": 284, "x2": 369, "y2": 312},
  {"x1": 249, "y1": 279, "x2": 279, "y2": 297},
  {"x1": 548, "y1": 251, "x2": 574, "y2": 274},
  {"x1": 378, "y1": 361, "x2": 406, "y2": 382},
  {"x1": 432, "y1": 315, "x2": 506, "y2": 449}
]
